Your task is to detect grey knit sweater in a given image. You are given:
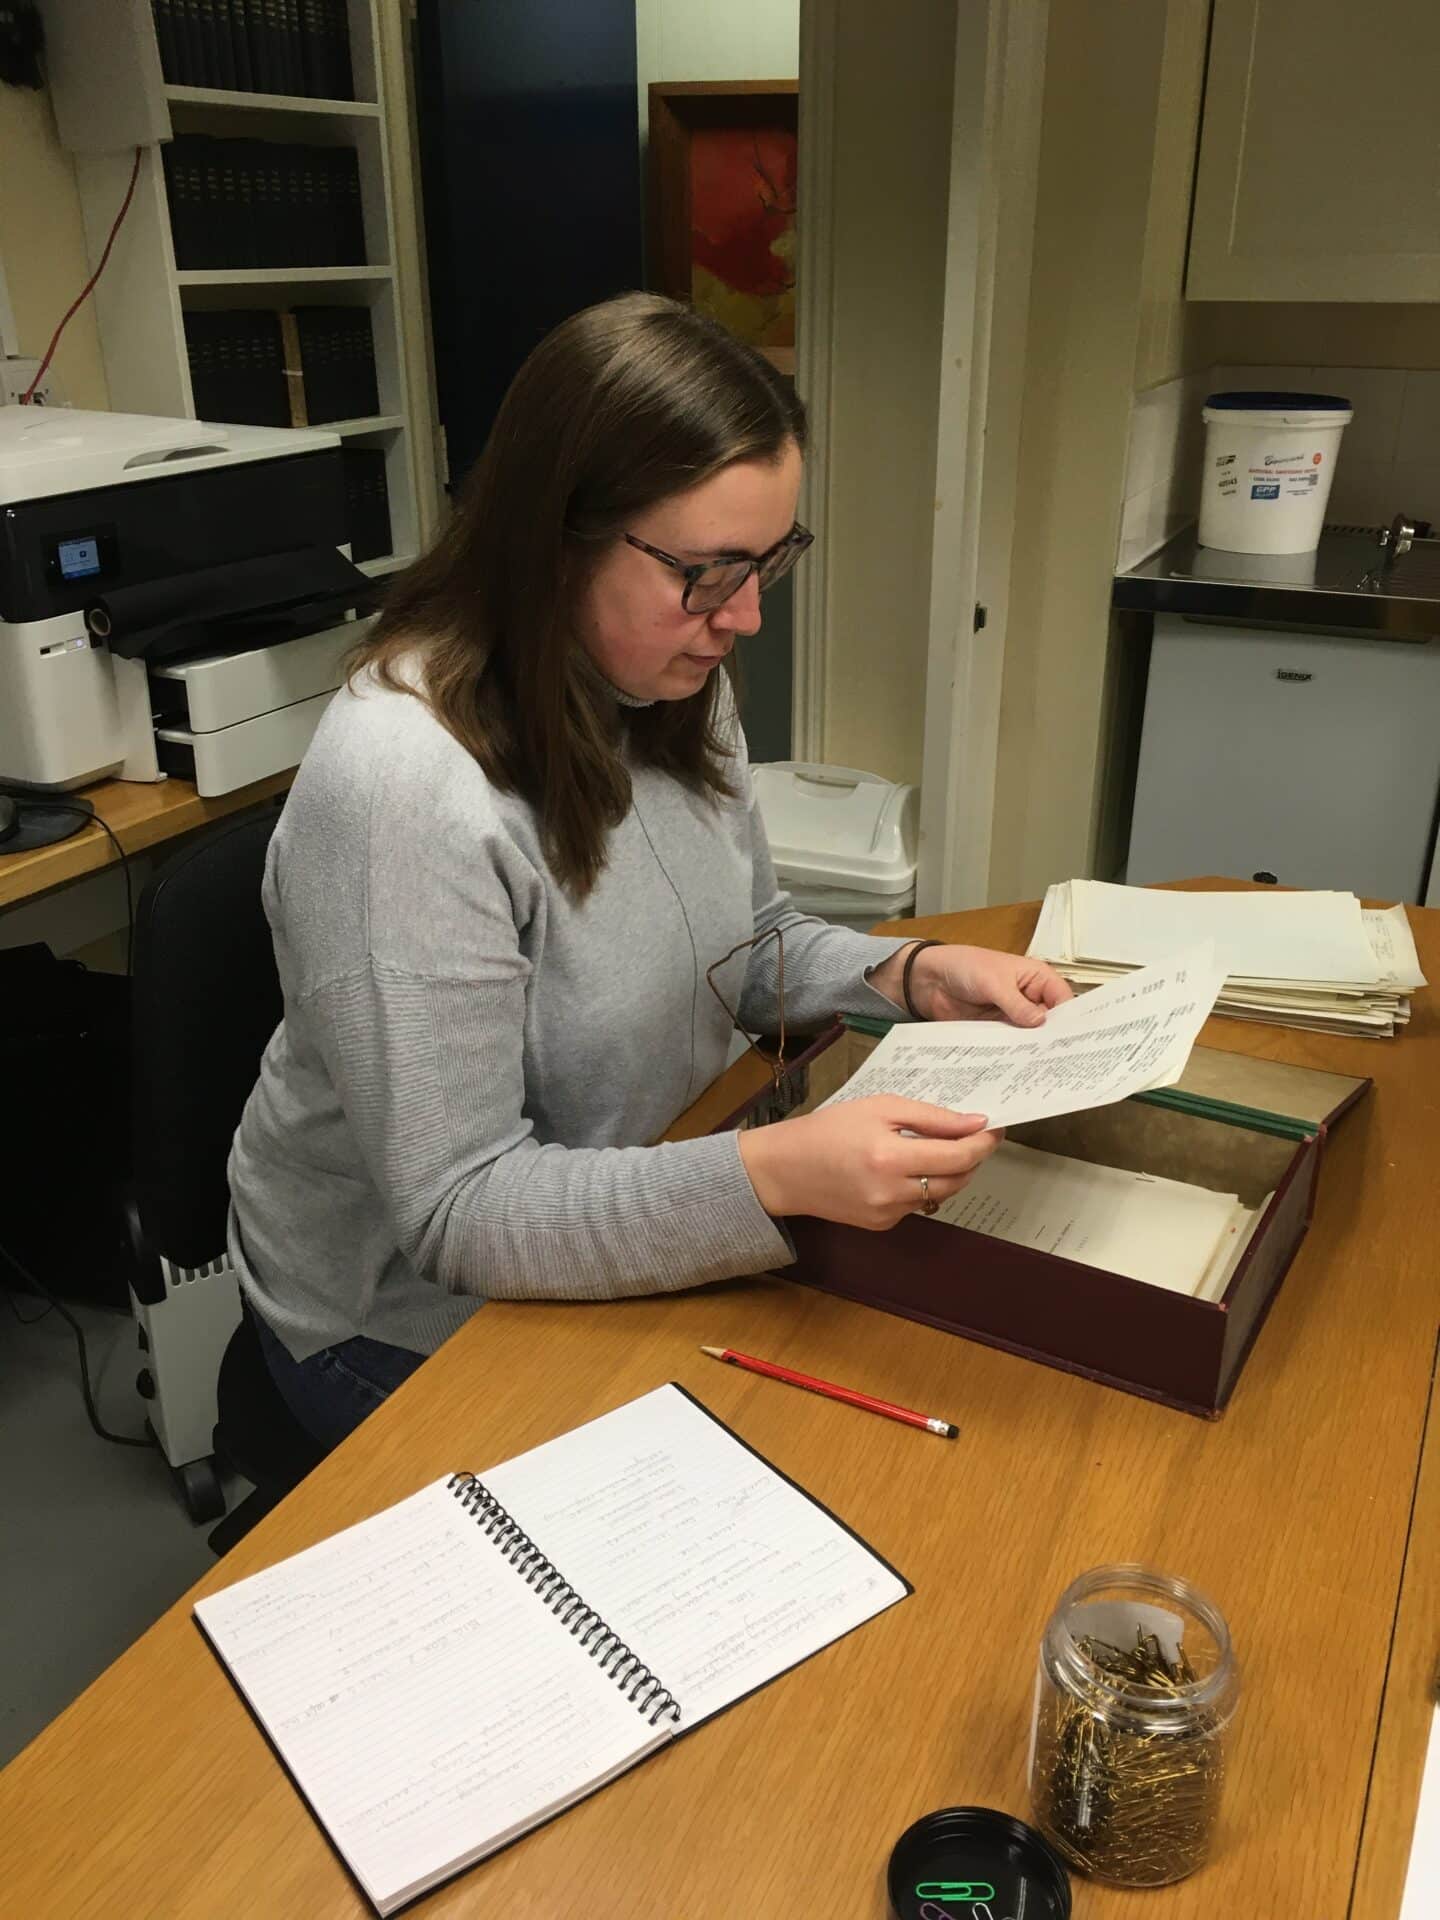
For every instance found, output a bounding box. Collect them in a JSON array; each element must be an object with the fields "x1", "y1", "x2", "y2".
[{"x1": 228, "y1": 673, "x2": 911, "y2": 1361}]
